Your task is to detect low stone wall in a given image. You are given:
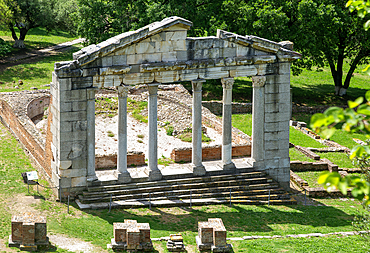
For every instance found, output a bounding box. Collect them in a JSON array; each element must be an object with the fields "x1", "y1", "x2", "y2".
[
  {"x1": 290, "y1": 160, "x2": 328, "y2": 171},
  {"x1": 0, "y1": 93, "x2": 51, "y2": 178},
  {"x1": 202, "y1": 101, "x2": 252, "y2": 115},
  {"x1": 95, "y1": 151, "x2": 146, "y2": 169},
  {"x1": 290, "y1": 170, "x2": 350, "y2": 197},
  {"x1": 170, "y1": 144, "x2": 251, "y2": 163},
  {"x1": 294, "y1": 145, "x2": 320, "y2": 160}
]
